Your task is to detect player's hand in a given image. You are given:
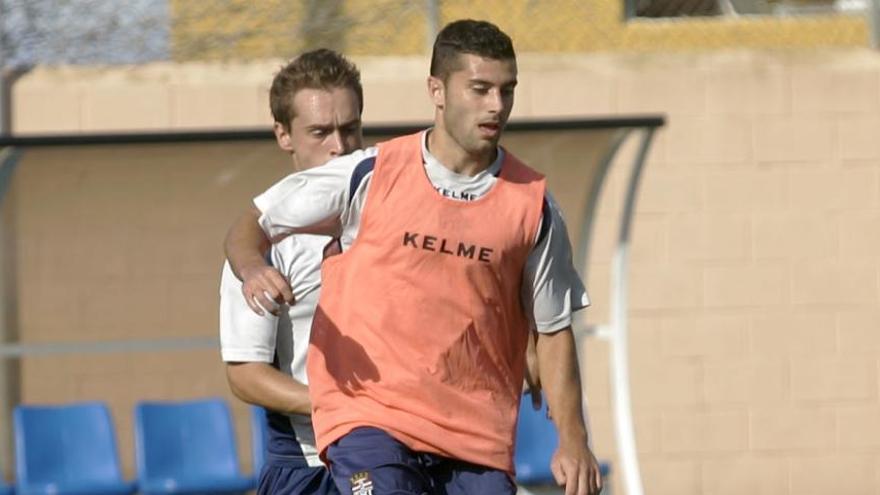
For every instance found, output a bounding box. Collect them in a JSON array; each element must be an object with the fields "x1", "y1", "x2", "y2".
[
  {"x1": 240, "y1": 264, "x2": 294, "y2": 316},
  {"x1": 551, "y1": 441, "x2": 602, "y2": 495}
]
